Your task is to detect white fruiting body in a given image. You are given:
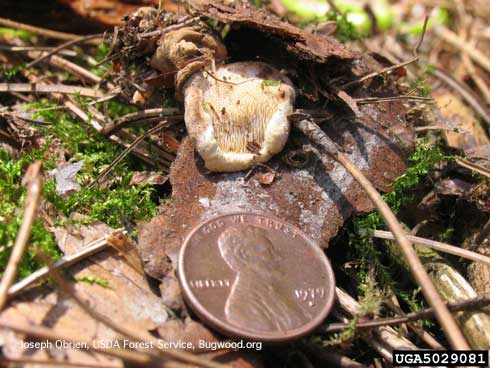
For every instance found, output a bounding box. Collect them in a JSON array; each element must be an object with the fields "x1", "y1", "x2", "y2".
[{"x1": 183, "y1": 61, "x2": 295, "y2": 172}]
